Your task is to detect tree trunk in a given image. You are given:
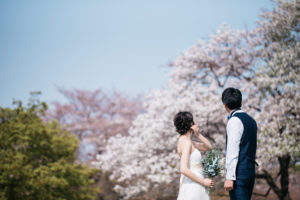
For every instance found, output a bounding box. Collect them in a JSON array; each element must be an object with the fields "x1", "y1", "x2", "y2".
[
  {"x1": 278, "y1": 154, "x2": 291, "y2": 200},
  {"x1": 255, "y1": 154, "x2": 291, "y2": 200}
]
